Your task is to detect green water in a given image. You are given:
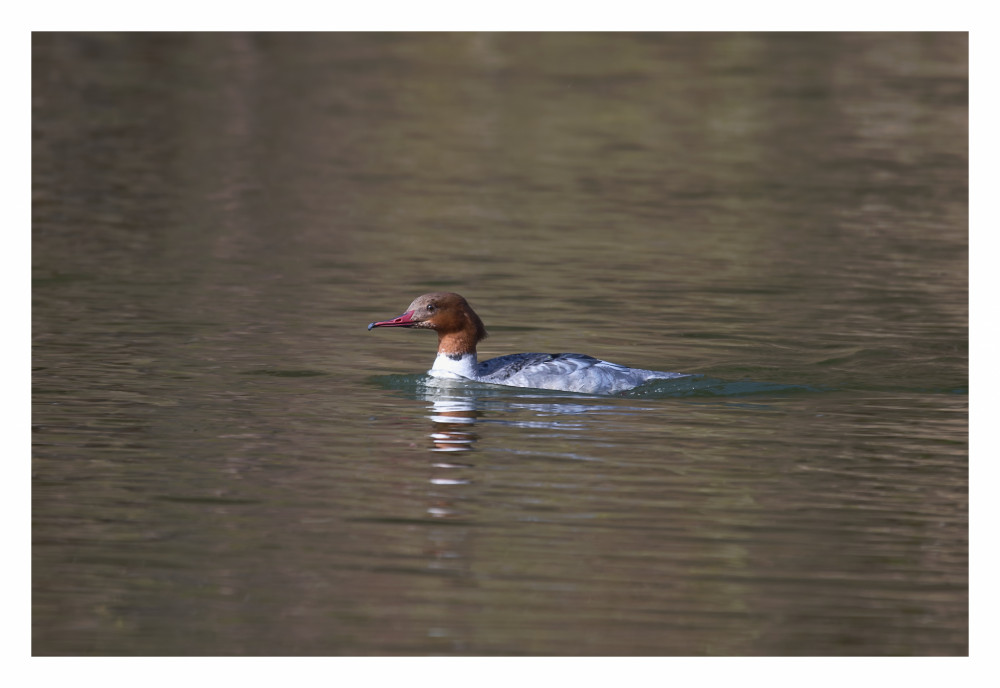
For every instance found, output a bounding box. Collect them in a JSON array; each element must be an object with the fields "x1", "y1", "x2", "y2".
[{"x1": 32, "y1": 32, "x2": 967, "y2": 656}]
